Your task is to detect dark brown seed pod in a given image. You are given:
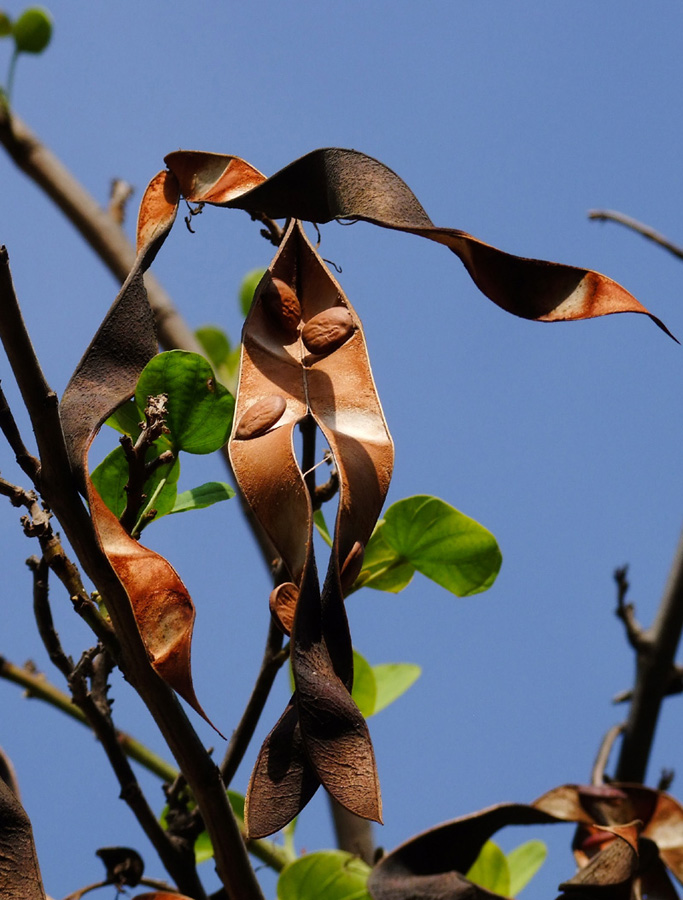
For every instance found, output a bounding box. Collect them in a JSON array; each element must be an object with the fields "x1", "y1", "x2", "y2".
[
  {"x1": 235, "y1": 395, "x2": 287, "y2": 440},
  {"x1": 301, "y1": 307, "x2": 355, "y2": 355},
  {"x1": 261, "y1": 277, "x2": 302, "y2": 336},
  {"x1": 340, "y1": 541, "x2": 365, "y2": 594},
  {"x1": 269, "y1": 581, "x2": 299, "y2": 635}
]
